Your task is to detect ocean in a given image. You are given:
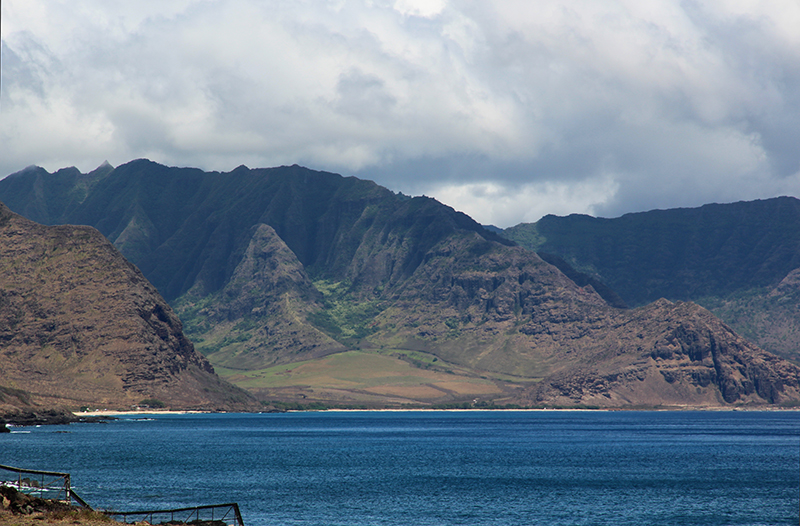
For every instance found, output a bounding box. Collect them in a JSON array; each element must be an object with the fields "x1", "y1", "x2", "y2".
[{"x1": 2, "y1": 410, "x2": 799, "y2": 525}]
